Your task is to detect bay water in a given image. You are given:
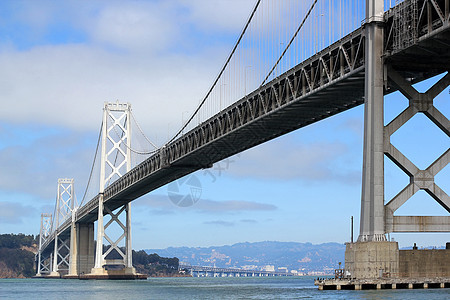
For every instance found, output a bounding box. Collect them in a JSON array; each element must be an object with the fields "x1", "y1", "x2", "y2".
[{"x1": 1, "y1": 276, "x2": 449, "y2": 299}]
